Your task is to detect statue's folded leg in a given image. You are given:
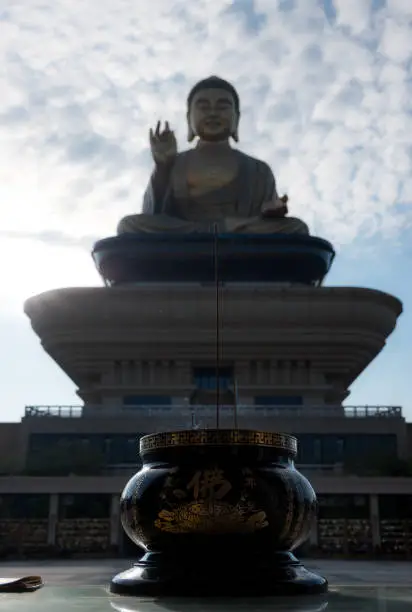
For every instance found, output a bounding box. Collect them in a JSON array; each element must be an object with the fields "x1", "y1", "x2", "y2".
[
  {"x1": 117, "y1": 214, "x2": 200, "y2": 235},
  {"x1": 226, "y1": 216, "x2": 309, "y2": 235}
]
